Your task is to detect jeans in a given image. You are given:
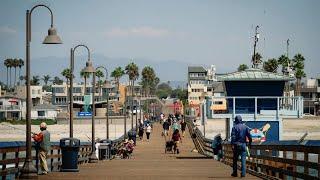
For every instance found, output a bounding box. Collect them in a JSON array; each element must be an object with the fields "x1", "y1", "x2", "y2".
[{"x1": 232, "y1": 143, "x2": 246, "y2": 176}]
